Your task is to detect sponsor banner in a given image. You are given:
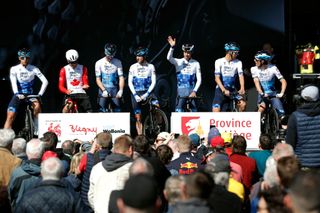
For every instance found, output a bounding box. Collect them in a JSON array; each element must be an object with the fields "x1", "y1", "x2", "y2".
[
  {"x1": 39, "y1": 113, "x2": 130, "y2": 145},
  {"x1": 171, "y1": 112, "x2": 261, "y2": 150}
]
